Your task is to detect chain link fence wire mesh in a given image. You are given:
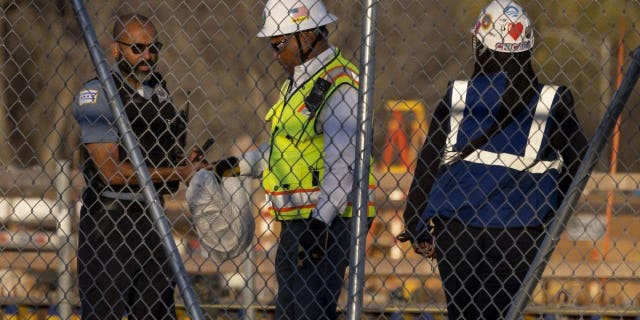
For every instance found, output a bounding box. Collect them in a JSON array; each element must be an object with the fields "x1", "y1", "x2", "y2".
[{"x1": 0, "y1": 0, "x2": 638, "y2": 319}]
